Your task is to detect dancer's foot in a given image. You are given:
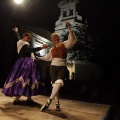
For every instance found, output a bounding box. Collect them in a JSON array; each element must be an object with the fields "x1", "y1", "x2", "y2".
[
  {"x1": 55, "y1": 103, "x2": 61, "y2": 111},
  {"x1": 41, "y1": 99, "x2": 52, "y2": 112},
  {"x1": 13, "y1": 100, "x2": 22, "y2": 105},
  {"x1": 26, "y1": 99, "x2": 36, "y2": 105}
]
